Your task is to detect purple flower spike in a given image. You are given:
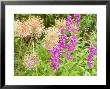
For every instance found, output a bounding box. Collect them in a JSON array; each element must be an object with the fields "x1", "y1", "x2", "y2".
[
  {"x1": 60, "y1": 27, "x2": 65, "y2": 33},
  {"x1": 66, "y1": 15, "x2": 73, "y2": 29},
  {"x1": 72, "y1": 34, "x2": 78, "y2": 39},
  {"x1": 86, "y1": 54, "x2": 93, "y2": 61},
  {"x1": 70, "y1": 34, "x2": 78, "y2": 49},
  {"x1": 88, "y1": 47, "x2": 97, "y2": 55},
  {"x1": 51, "y1": 63, "x2": 59, "y2": 70},
  {"x1": 76, "y1": 28, "x2": 80, "y2": 32},
  {"x1": 69, "y1": 44, "x2": 75, "y2": 53},
  {"x1": 77, "y1": 21, "x2": 80, "y2": 25},
  {"x1": 74, "y1": 14, "x2": 81, "y2": 25},
  {"x1": 49, "y1": 14, "x2": 80, "y2": 70},
  {"x1": 68, "y1": 29, "x2": 72, "y2": 33},
  {"x1": 71, "y1": 28, "x2": 74, "y2": 32},
  {"x1": 86, "y1": 45, "x2": 97, "y2": 69},
  {"x1": 67, "y1": 55, "x2": 72, "y2": 60},
  {"x1": 87, "y1": 61, "x2": 94, "y2": 69},
  {"x1": 65, "y1": 50, "x2": 69, "y2": 55},
  {"x1": 59, "y1": 50, "x2": 63, "y2": 56}
]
